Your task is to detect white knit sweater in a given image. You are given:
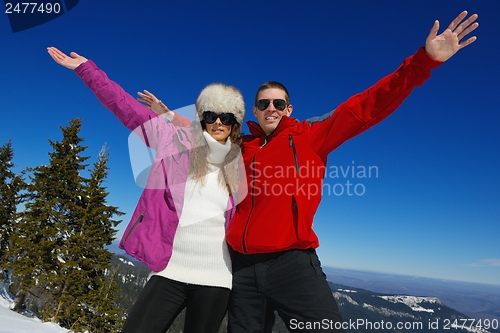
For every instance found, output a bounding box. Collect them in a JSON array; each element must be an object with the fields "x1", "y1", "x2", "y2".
[{"x1": 155, "y1": 131, "x2": 232, "y2": 289}]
